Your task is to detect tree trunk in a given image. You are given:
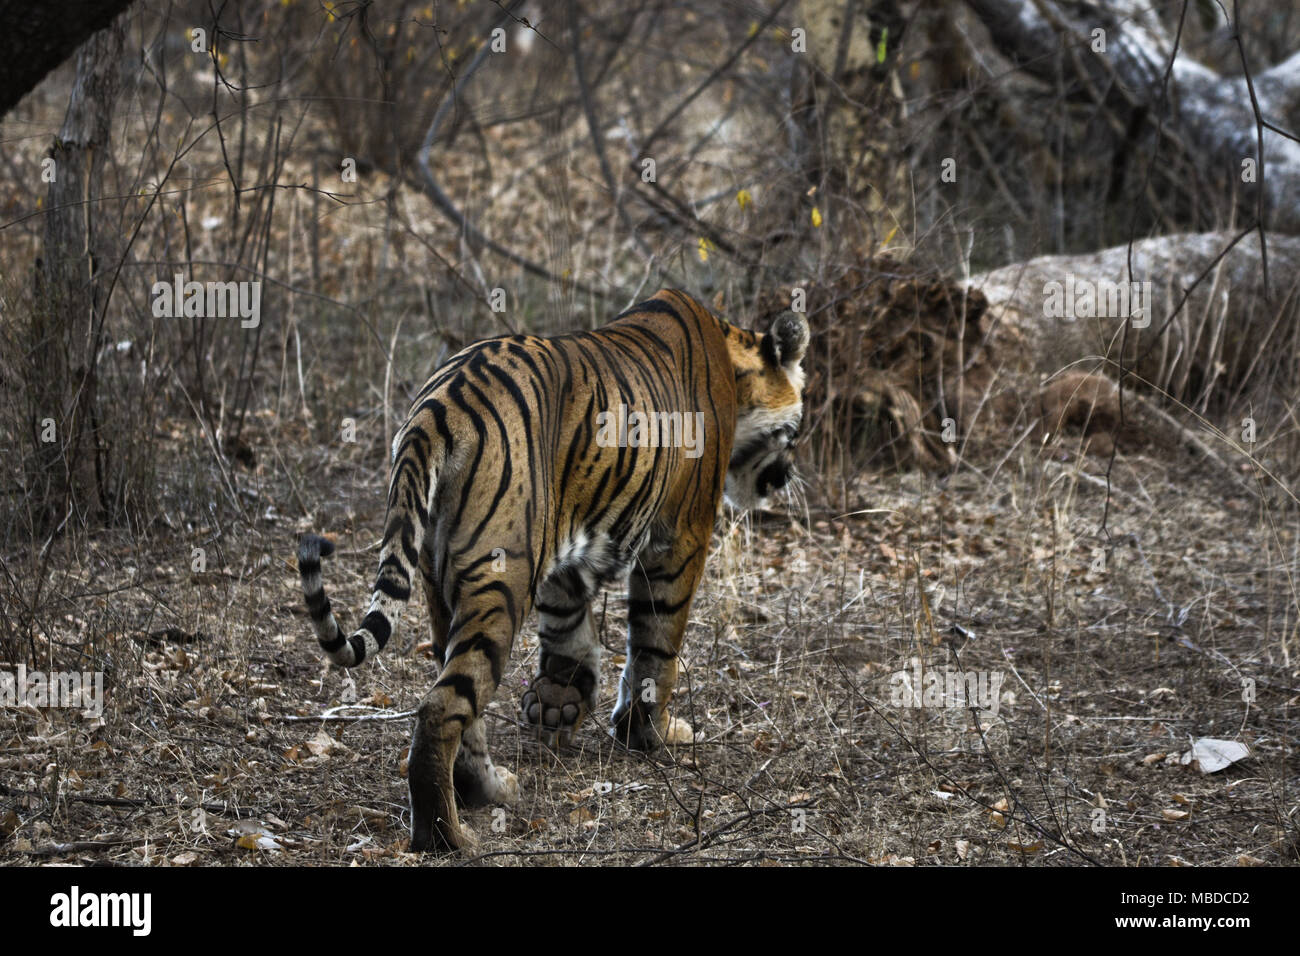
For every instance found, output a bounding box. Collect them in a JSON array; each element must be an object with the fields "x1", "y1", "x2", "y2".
[
  {"x1": 32, "y1": 17, "x2": 126, "y2": 526},
  {"x1": 0, "y1": 0, "x2": 135, "y2": 118},
  {"x1": 971, "y1": 230, "x2": 1300, "y2": 403},
  {"x1": 963, "y1": 0, "x2": 1300, "y2": 233}
]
